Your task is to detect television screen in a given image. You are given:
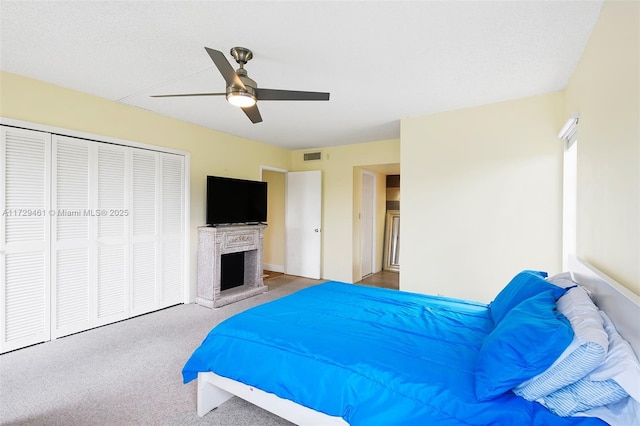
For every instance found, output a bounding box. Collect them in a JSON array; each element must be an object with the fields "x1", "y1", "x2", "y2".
[{"x1": 206, "y1": 176, "x2": 267, "y2": 225}]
